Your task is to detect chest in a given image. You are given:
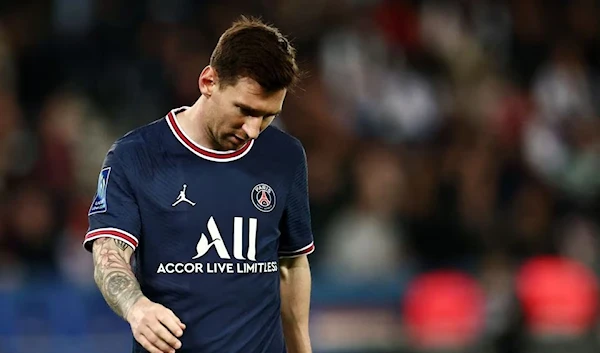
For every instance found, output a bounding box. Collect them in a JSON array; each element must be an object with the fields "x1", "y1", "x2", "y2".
[{"x1": 133, "y1": 158, "x2": 288, "y2": 252}]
